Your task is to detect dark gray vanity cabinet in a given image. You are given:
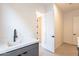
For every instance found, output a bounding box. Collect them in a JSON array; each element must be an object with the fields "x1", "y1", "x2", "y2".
[{"x1": 0, "y1": 43, "x2": 39, "y2": 56}]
